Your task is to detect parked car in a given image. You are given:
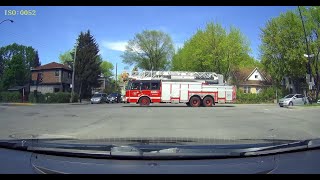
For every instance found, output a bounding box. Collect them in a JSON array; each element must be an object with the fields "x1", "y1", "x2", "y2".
[
  {"x1": 90, "y1": 93, "x2": 107, "y2": 104},
  {"x1": 120, "y1": 95, "x2": 126, "y2": 103},
  {"x1": 278, "y1": 94, "x2": 307, "y2": 107},
  {"x1": 106, "y1": 93, "x2": 121, "y2": 103}
]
